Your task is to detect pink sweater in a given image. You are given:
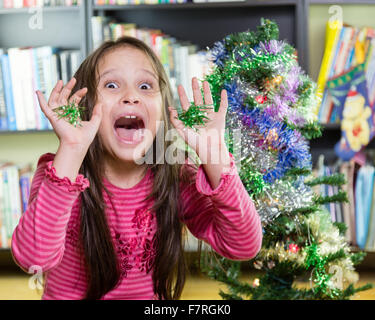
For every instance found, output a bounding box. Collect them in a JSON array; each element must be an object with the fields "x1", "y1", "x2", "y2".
[{"x1": 11, "y1": 151, "x2": 262, "y2": 300}]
